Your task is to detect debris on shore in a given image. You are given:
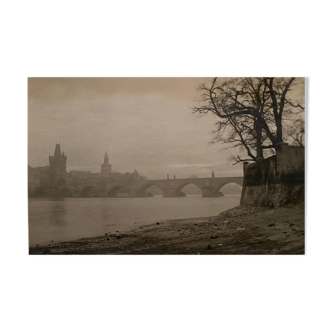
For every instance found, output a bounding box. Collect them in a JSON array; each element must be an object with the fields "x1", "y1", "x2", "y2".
[{"x1": 29, "y1": 204, "x2": 304, "y2": 255}]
